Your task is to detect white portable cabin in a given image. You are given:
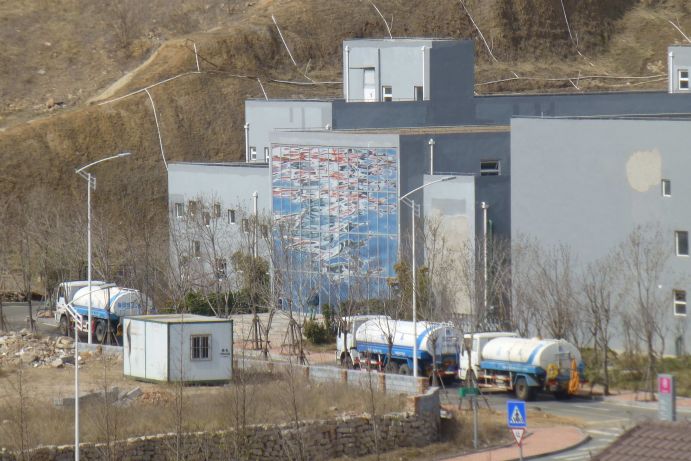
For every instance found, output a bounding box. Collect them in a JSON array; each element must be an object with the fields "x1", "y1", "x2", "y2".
[{"x1": 123, "y1": 314, "x2": 233, "y2": 384}]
